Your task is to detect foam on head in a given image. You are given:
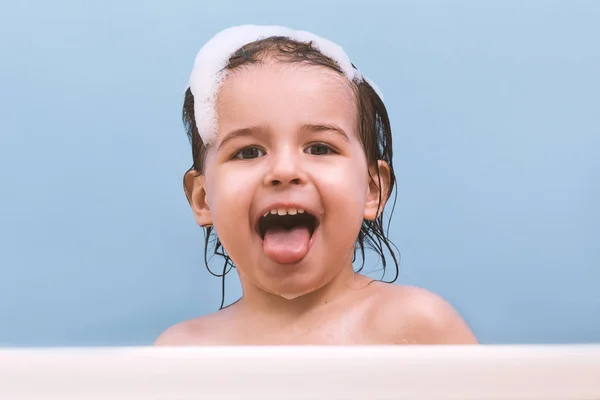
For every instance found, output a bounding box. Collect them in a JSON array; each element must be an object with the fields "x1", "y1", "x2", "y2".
[{"x1": 187, "y1": 25, "x2": 383, "y2": 145}]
